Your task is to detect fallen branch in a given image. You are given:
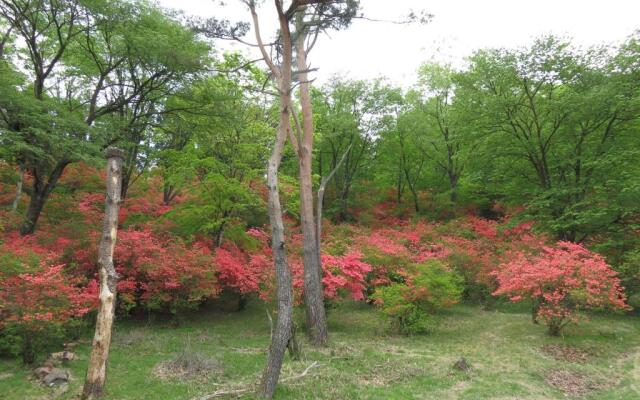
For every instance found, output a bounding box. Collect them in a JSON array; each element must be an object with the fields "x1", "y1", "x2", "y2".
[
  {"x1": 280, "y1": 361, "x2": 320, "y2": 383},
  {"x1": 195, "y1": 387, "x2": 251, "y2": 400},
  {"x1": 194, "y1": 361, "x2": 322, "y2": 400}
]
